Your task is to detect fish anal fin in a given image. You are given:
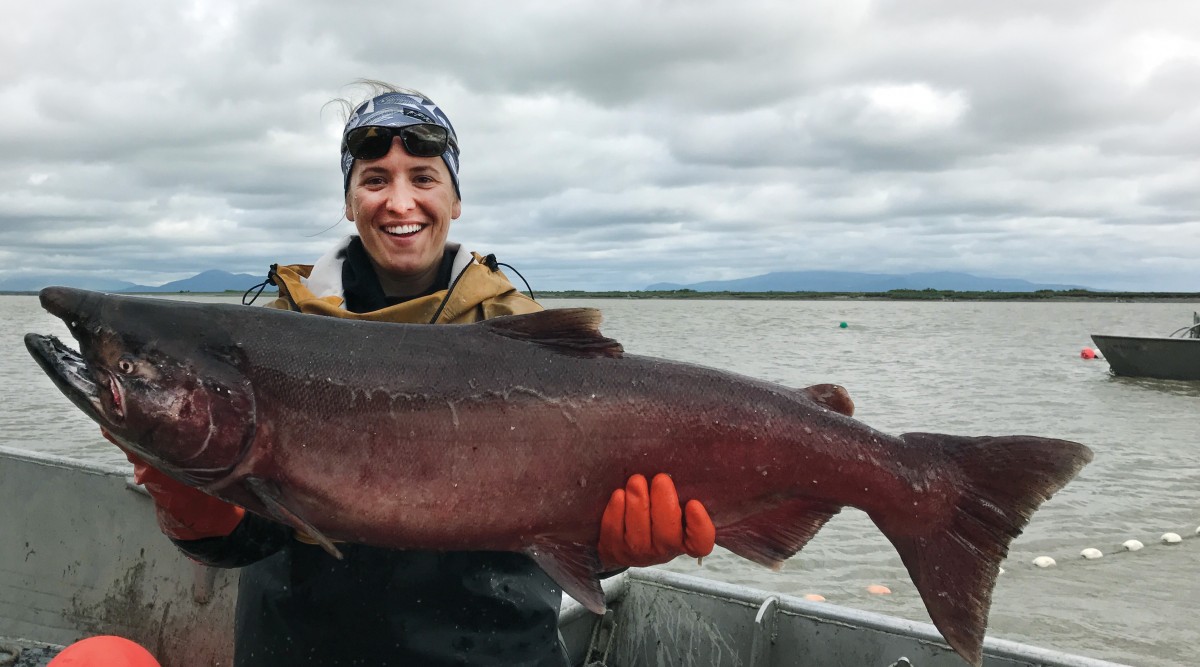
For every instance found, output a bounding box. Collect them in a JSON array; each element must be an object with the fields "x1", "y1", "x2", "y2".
[
  {"x1": 526, "y1": 539, "x2": 606, "y2": 614},
  {"x1": 244, "y1": 477, "x2": 344, "y2": 560},
  {"x1": 482, "y1": 309, "x2": 623, "y2": 358},
  {"x1": 717, "y1": 498, "x2": 841, "y2": 569},
  {"x1": 803, "y1": 383, "x2": 854, "y2": 417}
]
